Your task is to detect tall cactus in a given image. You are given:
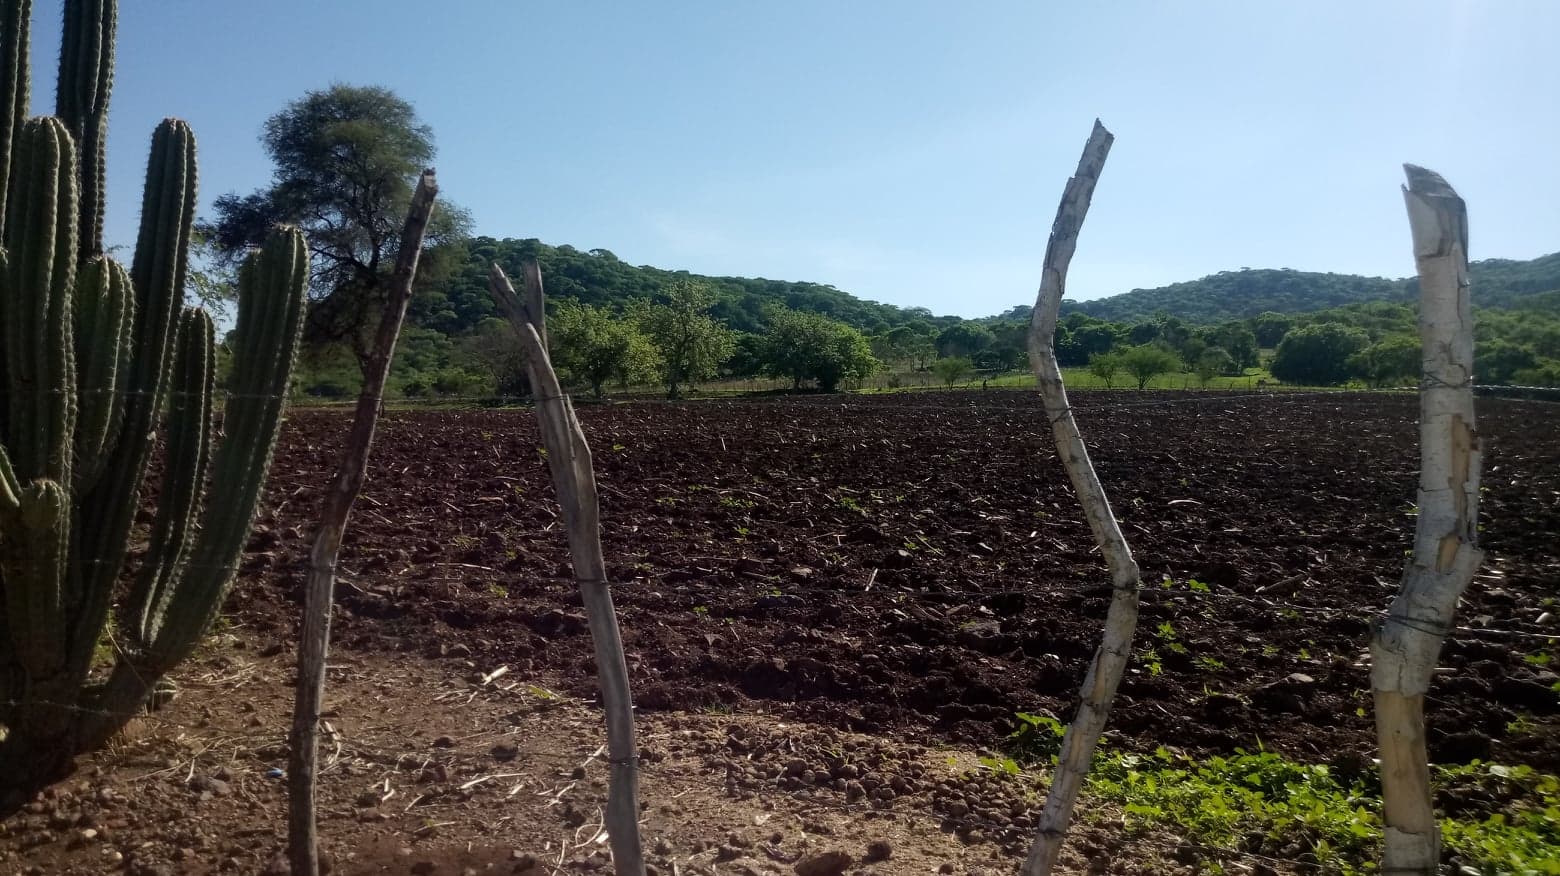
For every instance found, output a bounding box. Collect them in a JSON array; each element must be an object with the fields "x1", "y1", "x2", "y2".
[{"x1": 0, "y1": 0, "x2": 309, "y2": 790}]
